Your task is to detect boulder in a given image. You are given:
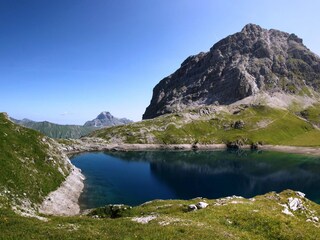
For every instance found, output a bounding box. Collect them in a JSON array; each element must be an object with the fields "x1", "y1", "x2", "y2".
[
  {"x1": 188, "y1": 204, "x2": 197, "y2": 211},
  {"x1": 233, "y1": 120, "x2": 245, "y2": 129},
  {"x1": 90, "y1": 204, "x2": 132, "y2": 218},
  {"x1": 288, "y1": 197, "x2": 304, "y2": 211},
  {"x1": 196, "y1": 202, "x2": 209, "y2": 209}
]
